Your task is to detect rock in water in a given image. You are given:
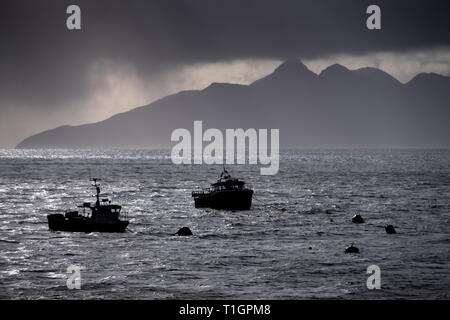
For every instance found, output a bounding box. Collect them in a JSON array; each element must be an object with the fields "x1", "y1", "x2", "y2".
[
  {"x1": 352, "y1": 214, "x2": 364, "y2": 224},
  {"x1": 175, "y1": 227, "x2": 193, "y2": 236},
  {"x1": 345, "y1": 244, "x2": 359, "y2": 253},
  {"x1": 385, "y1": 225, "x2": 396, "y2": 234}
]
